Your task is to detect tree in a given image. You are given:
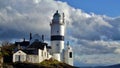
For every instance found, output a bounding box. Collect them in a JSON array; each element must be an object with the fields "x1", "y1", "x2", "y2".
[{"x1": 1, "y1": 41, "x2": 16, "y2": 63}]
